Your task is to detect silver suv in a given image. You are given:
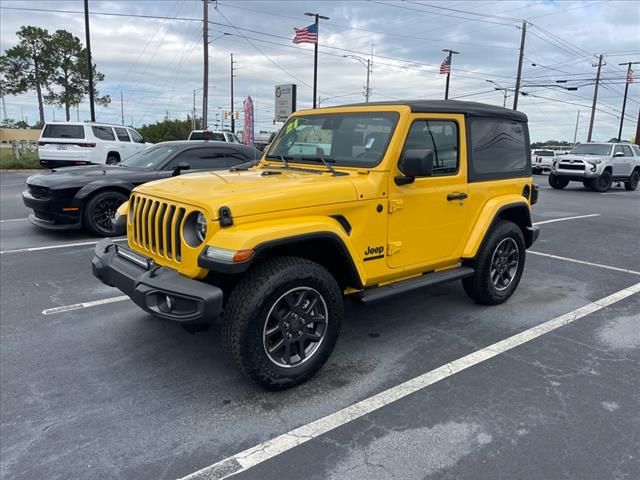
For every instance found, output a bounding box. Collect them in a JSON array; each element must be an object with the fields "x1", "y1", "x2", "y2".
[{"x1": 548, "y1": 142, "x2": 640, "y2": 192}]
